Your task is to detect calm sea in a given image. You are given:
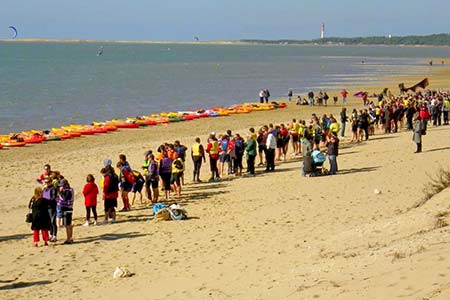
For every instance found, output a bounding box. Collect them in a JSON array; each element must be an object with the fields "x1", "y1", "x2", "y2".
[{"x1": 0, "y1": 42, "x2": 447, "y2": 134}]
